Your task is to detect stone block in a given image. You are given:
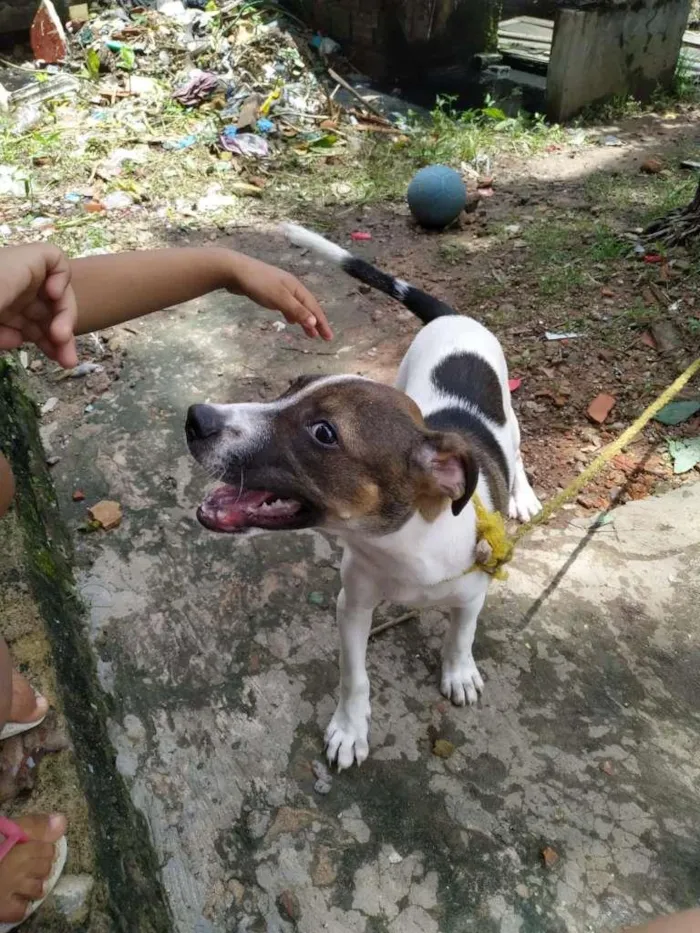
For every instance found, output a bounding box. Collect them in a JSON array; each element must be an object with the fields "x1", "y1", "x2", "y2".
[{"x1": 547, "y1": 0, "x2": 692, "y2": 122}]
